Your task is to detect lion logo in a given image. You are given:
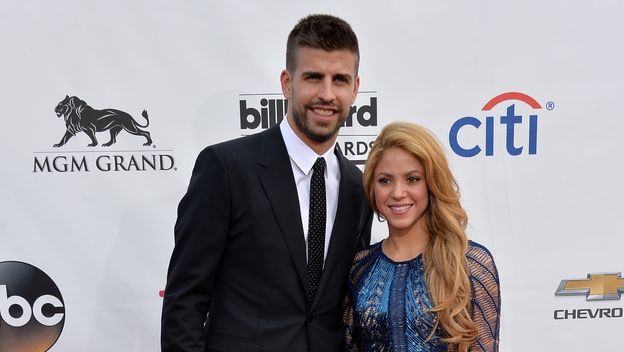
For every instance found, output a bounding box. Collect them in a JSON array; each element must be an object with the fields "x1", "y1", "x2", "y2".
[{"x1": 53, "y1": 95, "x2": 153, "y2": 147}]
